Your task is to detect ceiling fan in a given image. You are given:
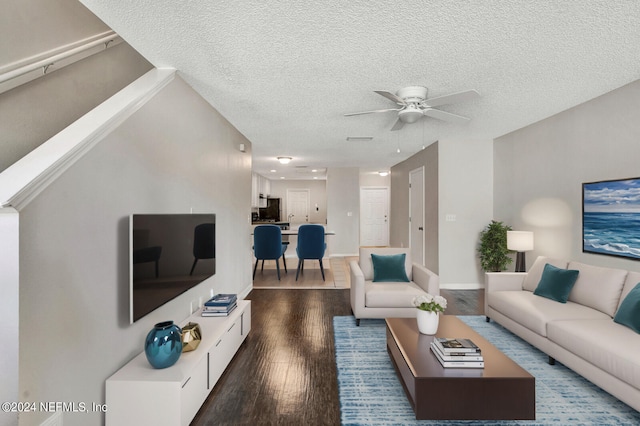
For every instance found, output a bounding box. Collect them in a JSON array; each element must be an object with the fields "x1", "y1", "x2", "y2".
[{"x1": 345, "y1": 86, "x2": 480, "y2": 131}]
